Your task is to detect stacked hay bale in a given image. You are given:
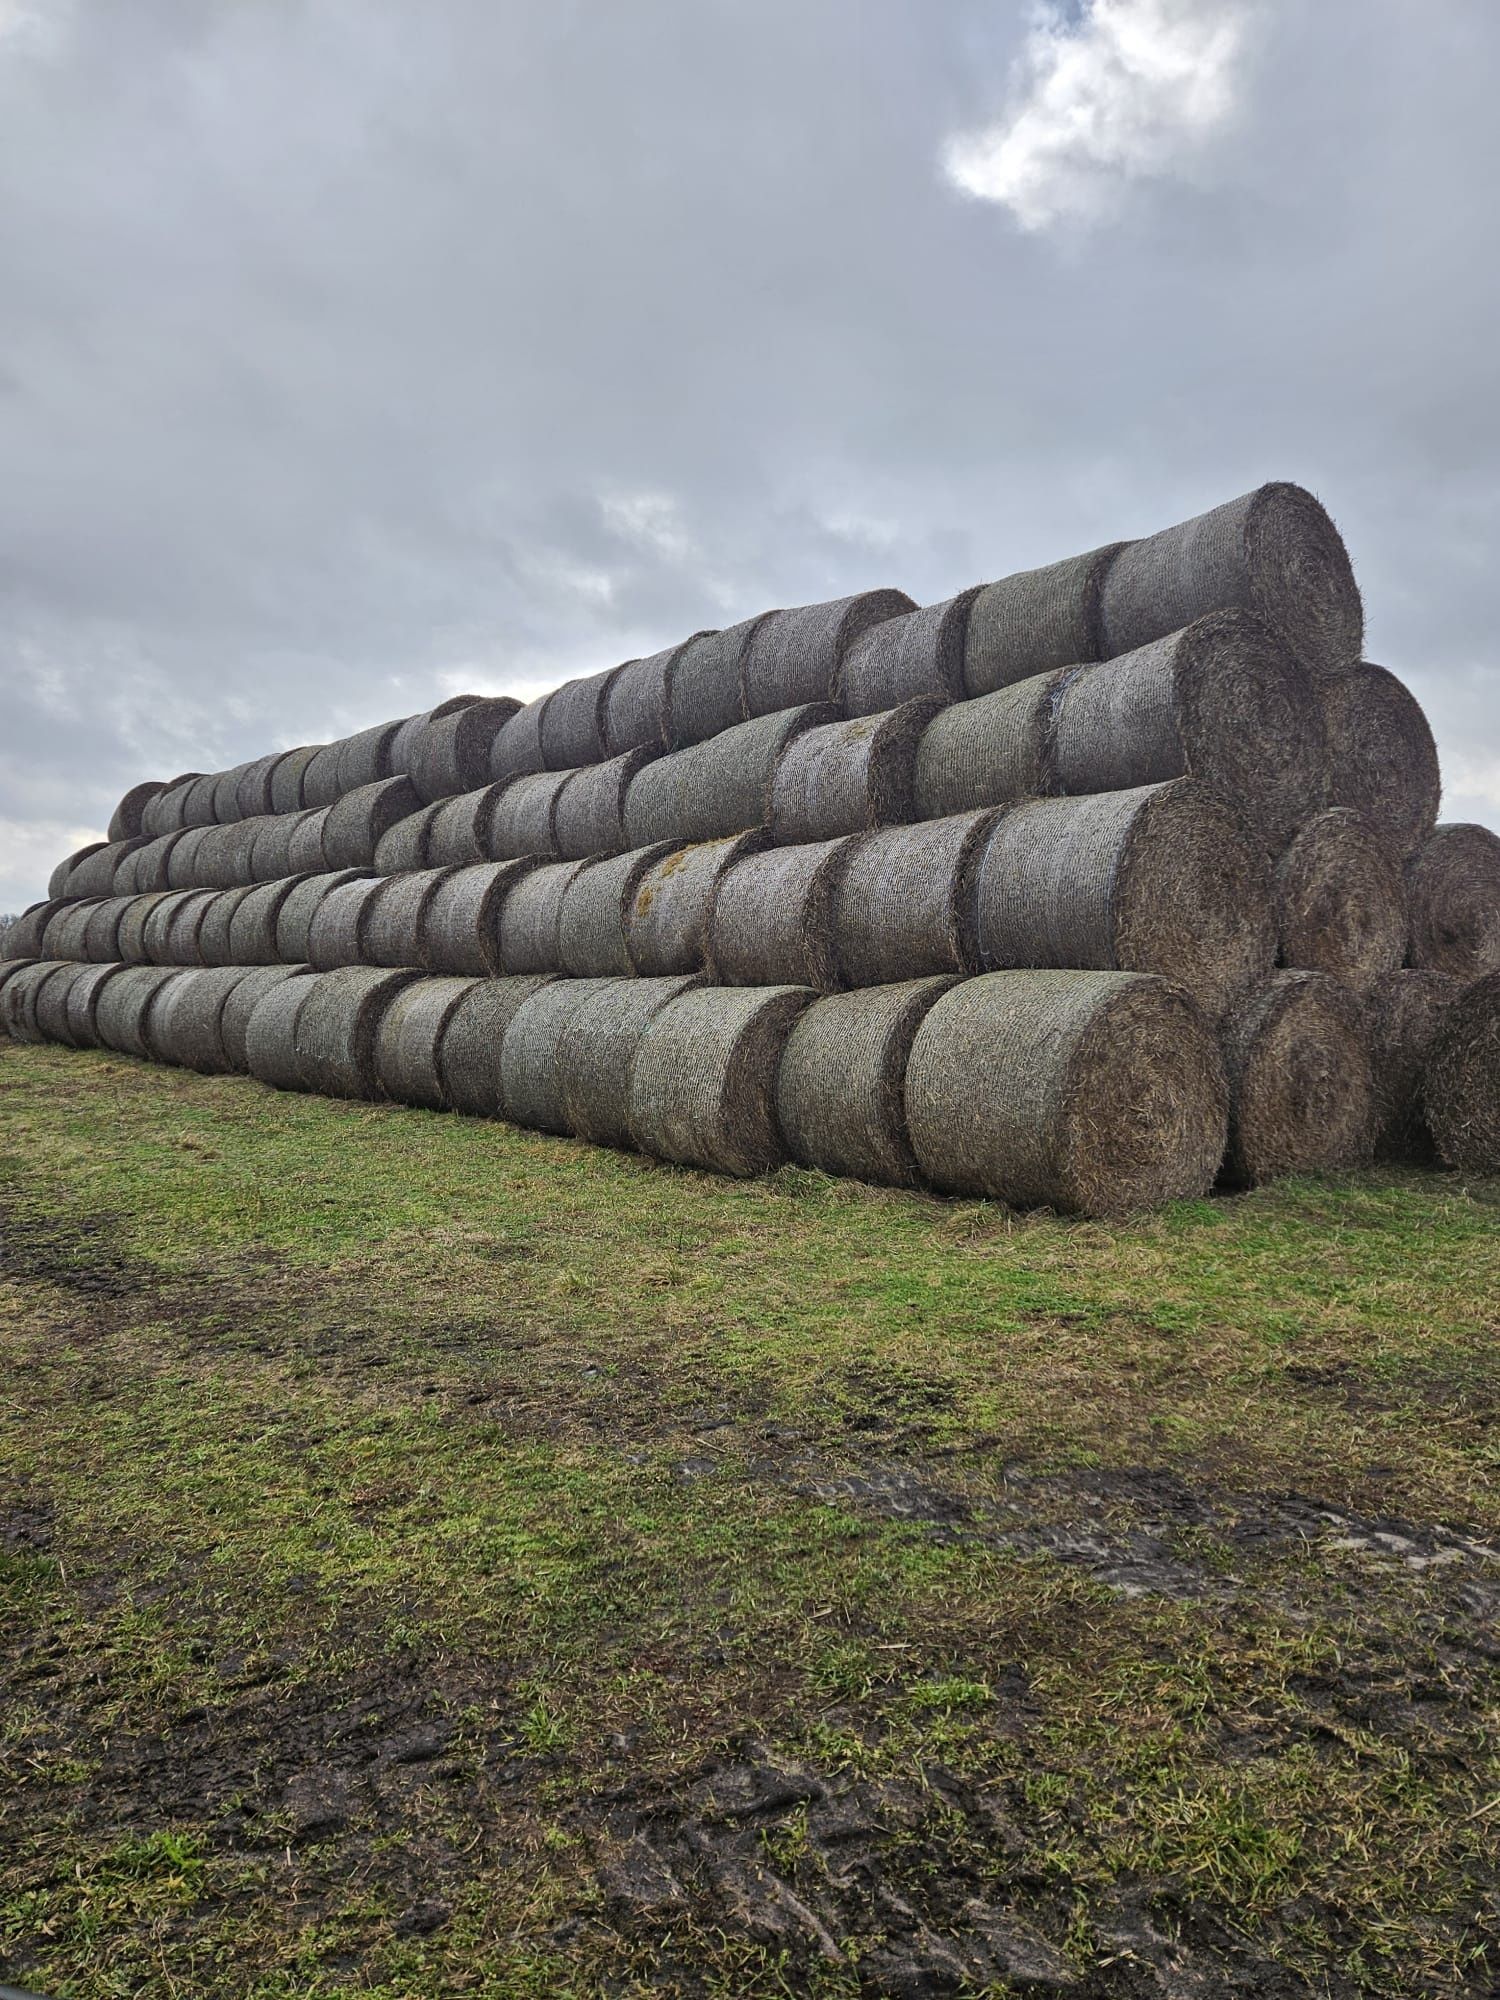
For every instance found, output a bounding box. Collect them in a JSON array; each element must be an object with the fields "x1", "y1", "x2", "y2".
[{"x1": 9, "y1": 482, "x2": 1497, "y2": 1207}]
